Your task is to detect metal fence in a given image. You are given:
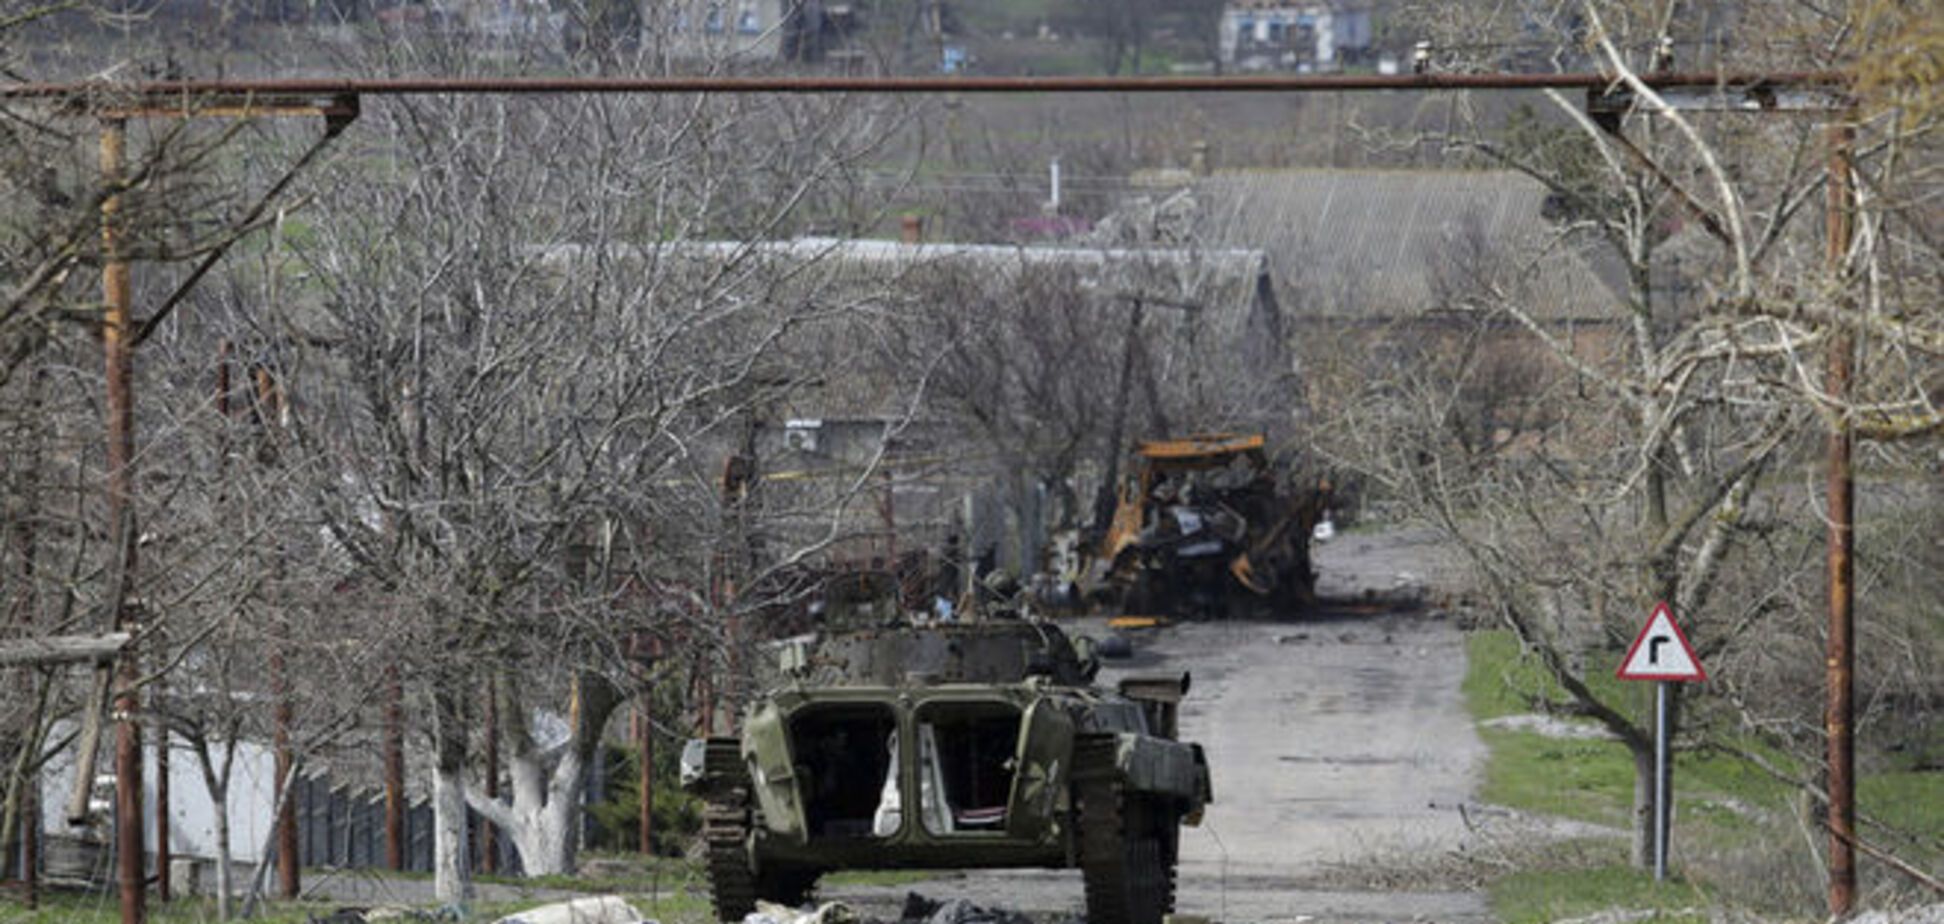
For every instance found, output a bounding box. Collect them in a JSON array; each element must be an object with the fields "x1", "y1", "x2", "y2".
[{"x1": 290, "y1": 774, "x2": 522, "y2": 876}]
